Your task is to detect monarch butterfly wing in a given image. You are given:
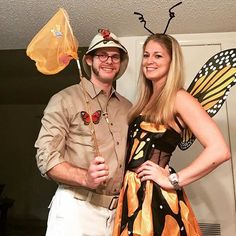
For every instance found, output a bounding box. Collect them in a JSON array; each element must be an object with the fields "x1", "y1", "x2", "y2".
[
  {"x1": 81, "y1": 111, "x2": 90, "y2": 125},
  {"x1": 178, "y1": 48, "x2": 236, "y2": 151},
  {"x1": 92, "y1": 110, "x2": 102, "y2": 124},
  {"x1": 178, "y1": 128, "x2": 196, "y2": 151}
]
